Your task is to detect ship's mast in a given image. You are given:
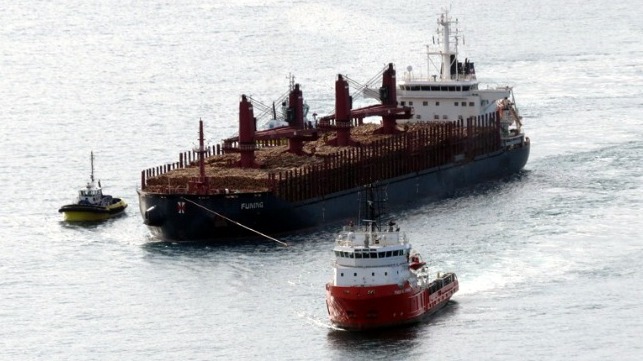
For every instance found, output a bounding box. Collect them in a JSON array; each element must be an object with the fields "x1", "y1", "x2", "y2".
[
  {"x1": 198, "y1": 119, "x2": 206, "y2": 181},
  {"x1": 90, "y1": 151, "x2": 95, "y2": 183},
  {"x1": 439, "y1": 10, "x2": 459, "y2": 81},
  {"x1": 426, "y1": 9, "x2": 460, "y2": 82}
]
